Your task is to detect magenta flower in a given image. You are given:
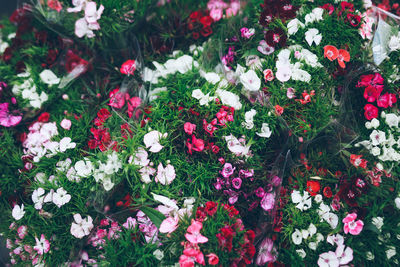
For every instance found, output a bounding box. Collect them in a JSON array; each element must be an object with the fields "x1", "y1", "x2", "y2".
[
  {"x1": 342, "y1": 213, "x2": 364, "y2": 235},
  {"x1": 184, "y1": 122, "x2": 196, "y2": 135},
  {"x1": 255, "y1": 187, "x2": 265, "y2": 198},
  {"x1": 220, "y1": 163, "x2": 235, "y2": 178},
  {"x1": 0, "y1": 103, "x2": 22, "y2": 127},
  {"x1": 231, "y1": 177, "x2": 242, "y2": 189},
  {"x1": 256, "y1": 237, "x2": 277, "y2": 266}
]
